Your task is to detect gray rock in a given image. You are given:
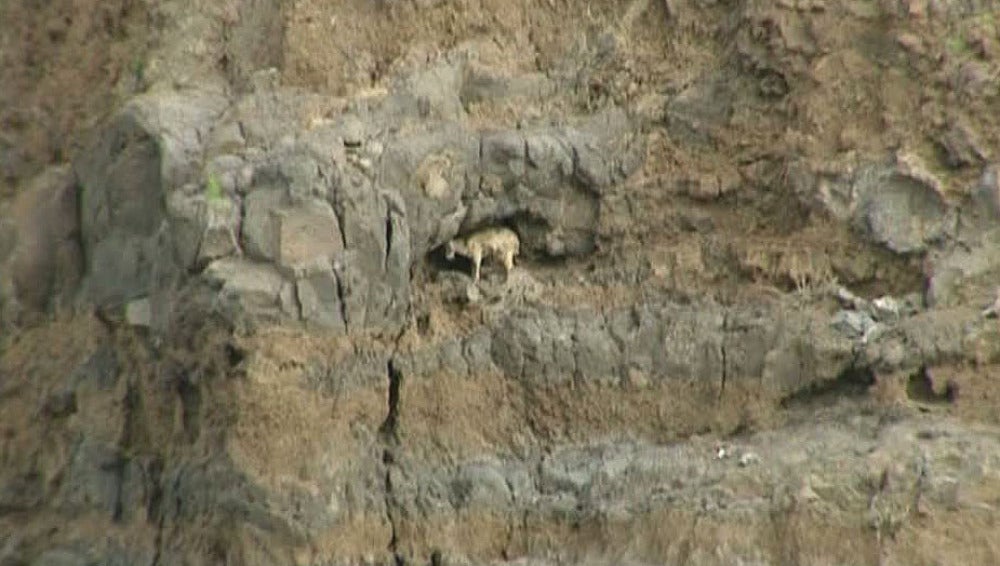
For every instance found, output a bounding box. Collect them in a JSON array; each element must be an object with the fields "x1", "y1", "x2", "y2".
[
  {"x1": 936, "y1": 120, "x2": 986, "y2": 169},
  {"x1": 862, "y1": 308, "x2": 981, "y2": 373},
  {"x1": 40, "y1": 389, "x2": 77, "y2": 419},
  {"x1": 572, "y1": 314, "x2": 621, "y2": 385},
  {"x1": 204, "y1": 258, "x2": 287, "y2": 321},
  {"x1": 297, "y1": 270, "x2": 346, "y2": 331},
  {"x1": 399, "y1": 59, "x2": 466, "y2": 122},
  {"x1": 62, "y1": 63, "x2": 644, "y2": 336},
  {"x1": 853, "y1": 157, "x2": 952, "y2": 254},
  {"x1": 54, "y1": 438, "x2": 123, "y2": 518},
  {"x1": 242, "y1": 188, "x2": 289, "y2": 261},
  {"x1": 665, "y1": 74, "x2": 734, "y2": 147},
  {"x1": 74, "y1": 90, "x2": 227, "y2": 306},
  {"x1": 490, "y1": 308, "x2": 578, "y2": 385},
  {"x1": 387, "y1": 414, "x2": 1000, "y2": 564},
  {"x1": 339, "y1": 114, "x2": 367, "y2": 148},
  {"x1": 125, "y1": 297, "x2": 152, "y2": 328},
  {"x1": 752, "y1": 311, "x2": 854, "y2": 396},
  {"x1": 218, "y1": 86, "x2": 305, "y2": 148},
  {"x1": 163, "y1": 185, "x2": 205, "y2": 270},
  {"x1": 116, "y1": 457, "x2": 160, "y2": 524},
  {"x1": 159, "y1": 461, "x2": 304, "y2": 543},
  {"x1": 0, "y1": 219, "x2": 15, "y2": 265},
  {"x1": 5, "y1": 166, "x2": 83, "y2": 314},
  {"x1": 925, "y1": 231, "x2": 1000, "y2": 308},
  {"x1": 539, "y1": 449, "x2": 600, "y2": 494},
  {"x1": 198, "y1": 196, "x2": 242, "y2": 262},
  {"x1": 206, "y1": 120, "x2": 248, "y2": 155},
  {"x1": 30, "y1": 549, "x2": 91, "y2": 566},
  {"x1": 871, "y1": 296, "x2": 902, "y2": 321},
  {"x1": 377, "y1": 126, "x2": 475, "y2": 255},
  {"x1": 0, "y1": 534, "x2": 25, "y2": 566},
  {"x1": 486, "y1": 302, "x2": 855, "y2": 397},
  {"x1": 271, "y1": 199, "x2": 343, "y2": 276},
  {"x1": 977, "y1": 164, "x2": 1000, "y2": 219},
  {"x1": 0, "y1": 472, "x2": 44, "y2": 513},
  {"x1": 451, "y1": 460, "x2": 513, "y2": 508},
  {"x1": 831, "y1": 310, "x2": 877, "y2": 338},
  {"x1": 70, "y1": 346, "x2": 120, "y2": 390},
  {"x1": 460, "y1": 67, "x2": 555, "y2": 109}
]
